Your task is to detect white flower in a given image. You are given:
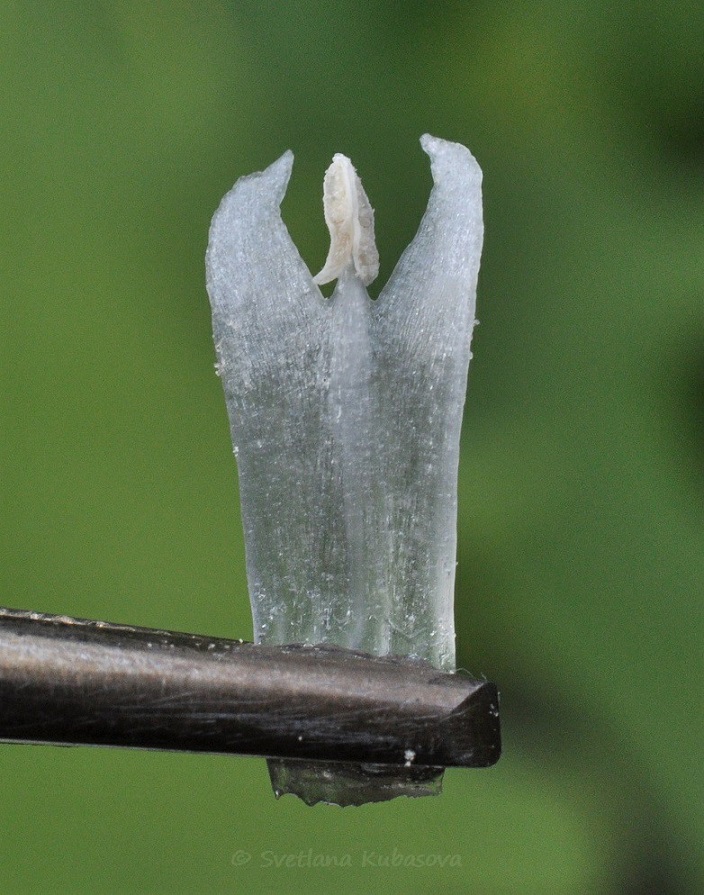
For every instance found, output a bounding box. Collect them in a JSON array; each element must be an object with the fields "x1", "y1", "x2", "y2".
[{"x1": 206, "y1": 134, "x2": 483, "y2": 674}]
